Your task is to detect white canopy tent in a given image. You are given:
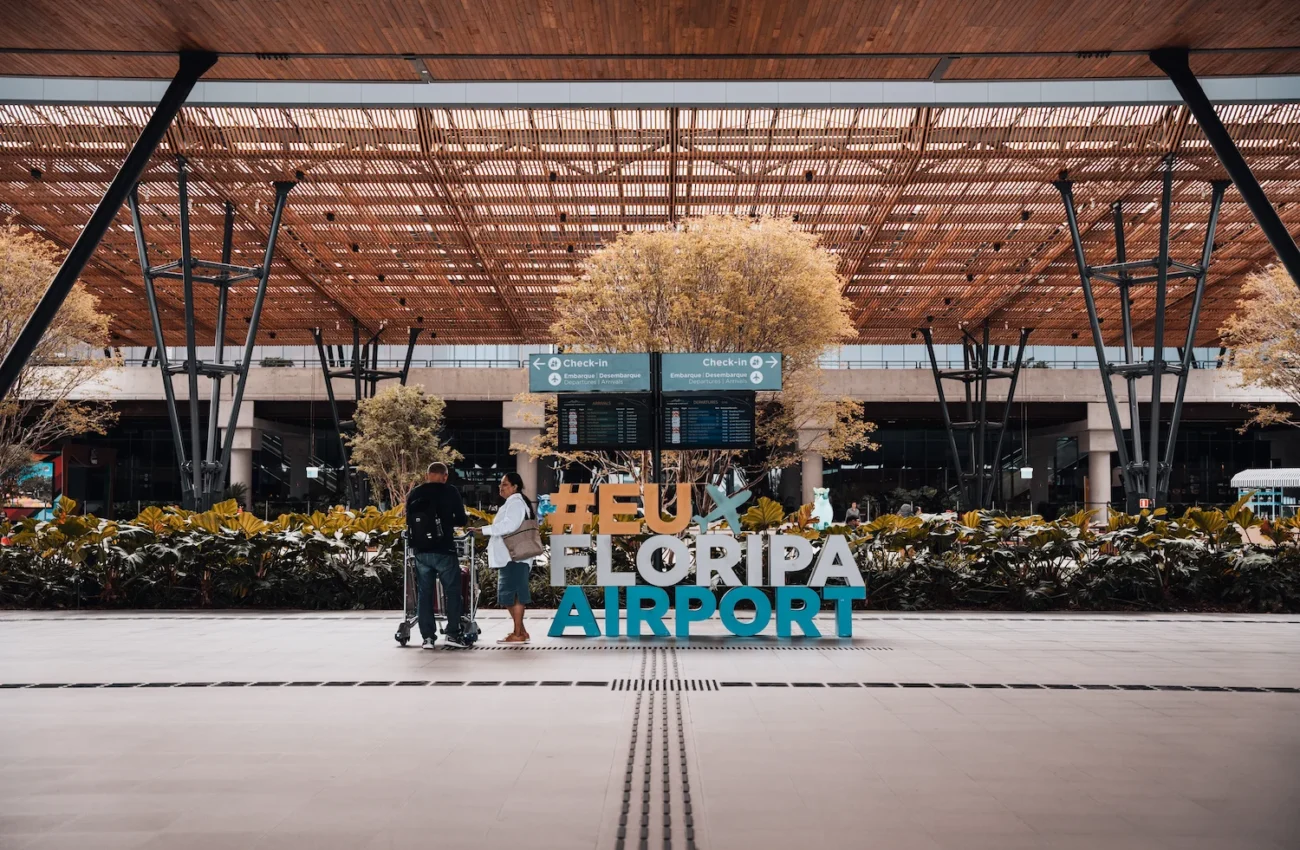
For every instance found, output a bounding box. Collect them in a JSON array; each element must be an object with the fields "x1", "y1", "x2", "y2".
[{"x1": 1230, "y1": 469, "x2": 1300, "y2": 489}]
